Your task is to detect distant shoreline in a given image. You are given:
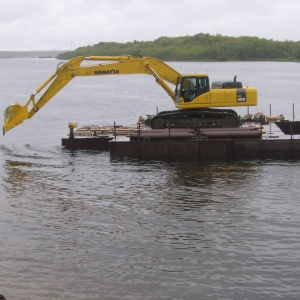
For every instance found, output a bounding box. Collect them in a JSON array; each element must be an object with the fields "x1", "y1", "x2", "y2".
[
  {"x1": 0, "y1": 50, "x2": 67, "y2": 59},
  {"x1": 1, "y1": 50, "x2": 299, "y2": 63}
]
